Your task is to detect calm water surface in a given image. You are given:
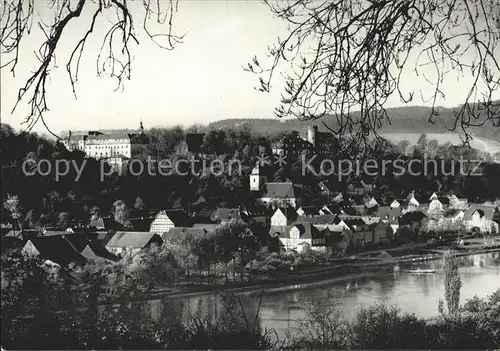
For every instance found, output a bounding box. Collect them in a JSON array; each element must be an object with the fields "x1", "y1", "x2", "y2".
[{"x1": 144, "y1": 252, "x2": 500, "y2": 338}]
